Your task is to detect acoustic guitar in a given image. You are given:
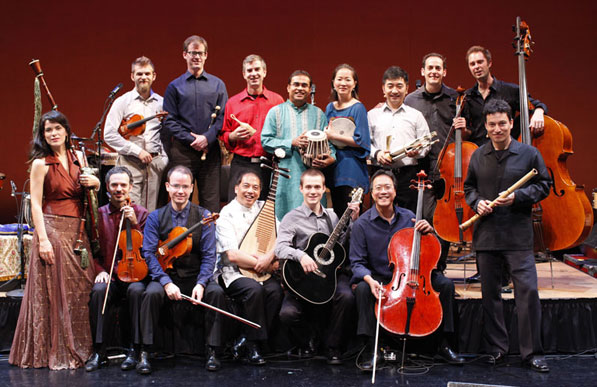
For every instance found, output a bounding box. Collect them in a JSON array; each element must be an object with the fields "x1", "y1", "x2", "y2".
[{"x1": 282, "y1": 187, "x2": 363, "y2": 304}]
